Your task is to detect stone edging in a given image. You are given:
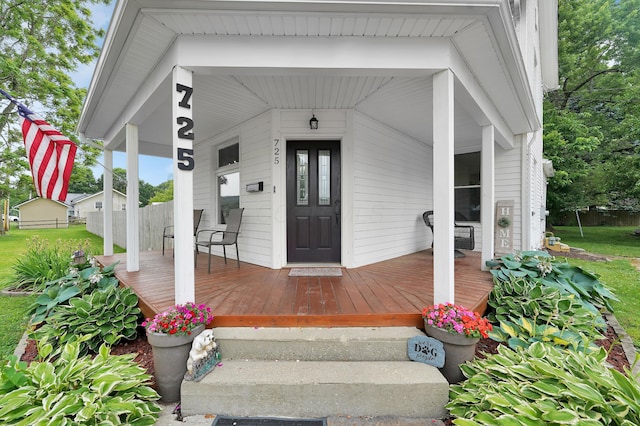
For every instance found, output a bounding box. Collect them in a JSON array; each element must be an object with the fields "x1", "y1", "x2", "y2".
[{"x1": 605, "y1": 312, "x2": 640, "y2": 379}]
